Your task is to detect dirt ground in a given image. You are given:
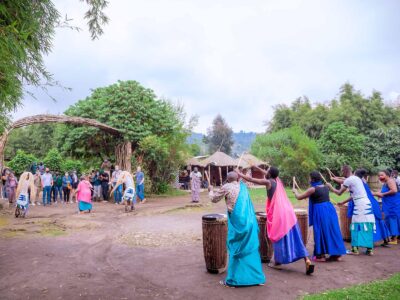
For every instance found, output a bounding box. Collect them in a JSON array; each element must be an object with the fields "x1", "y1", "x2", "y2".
[{"x1": 0, "y1": 193, "x2": 399, "y2": 300}]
